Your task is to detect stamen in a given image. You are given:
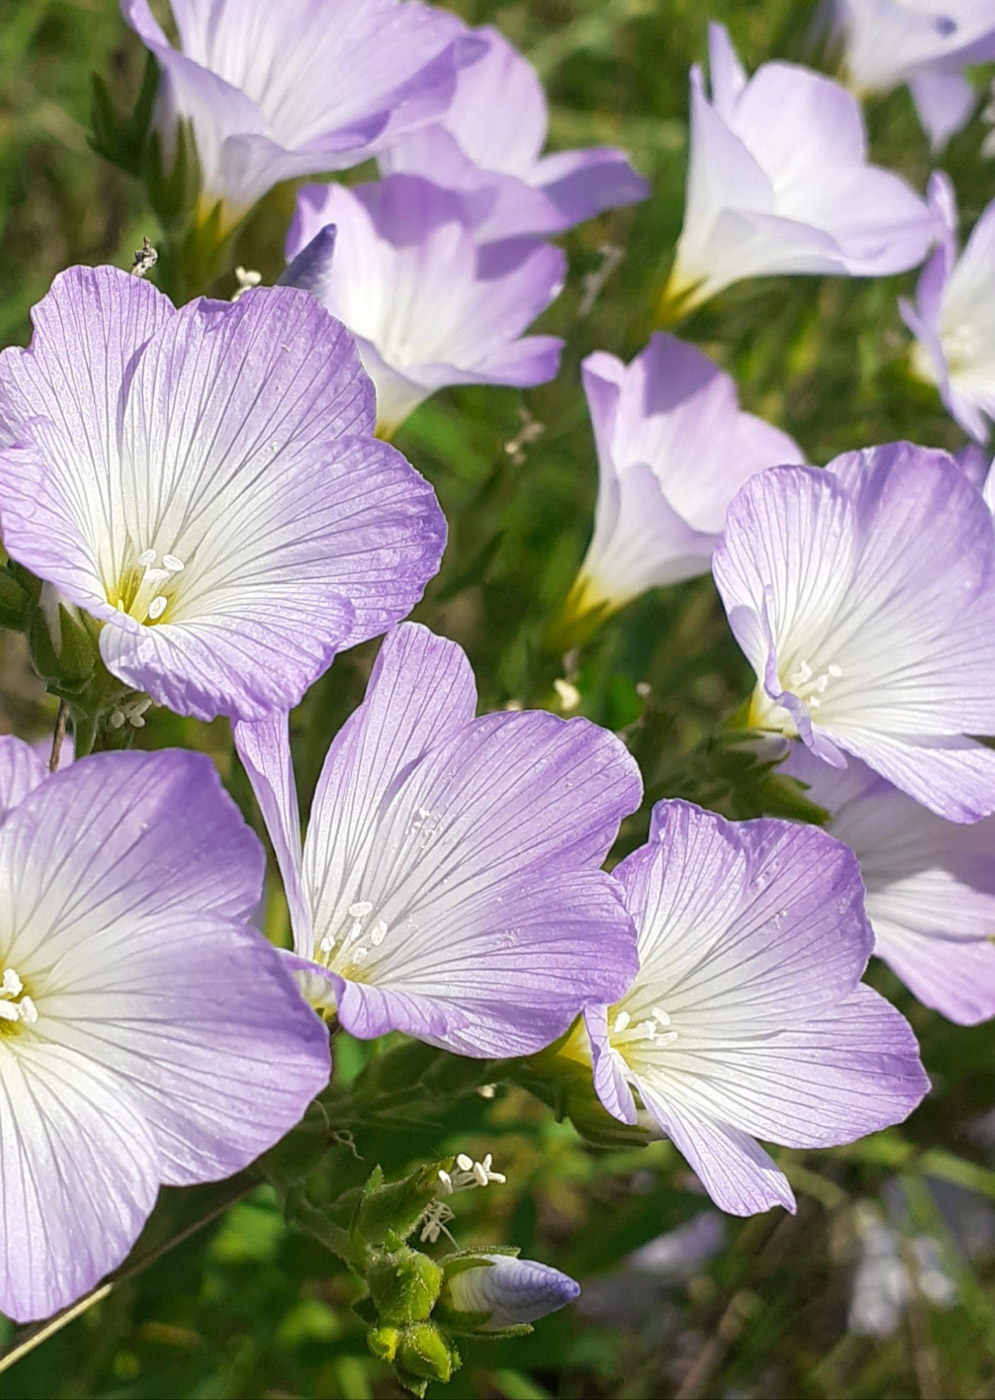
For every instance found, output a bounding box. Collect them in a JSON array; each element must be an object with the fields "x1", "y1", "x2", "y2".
[
  {"x1": 136, "y1": 548, "x2": 157, "y2": 567},
  {"x1": 0, "y1": 965, "x2": 38, "y2": 1027},
  {"x1": 456, "y1": 1153, "x2": 474, "y2": 1171},
  {"x1": 348, "y1": 901, "x2": 373, "y2": 918},
  {"x1": 352, "y1": 946, "x2": 369, "y2": 965},
  {"x1": 148, "y1": 596, "x2": 168, "y2": 620},
  {"x1": 369, "y1": 920, "x2": 388, "y2": 946},
  {"x1": 162, "y1": 555, "x2": 185, "y2": 573},
  {"x1": 612, "y1": 1009, "x2": 631, "y2": 1034},
  {"x1": 319, "y1": 934, "x2": 336, "y2": 955}
]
